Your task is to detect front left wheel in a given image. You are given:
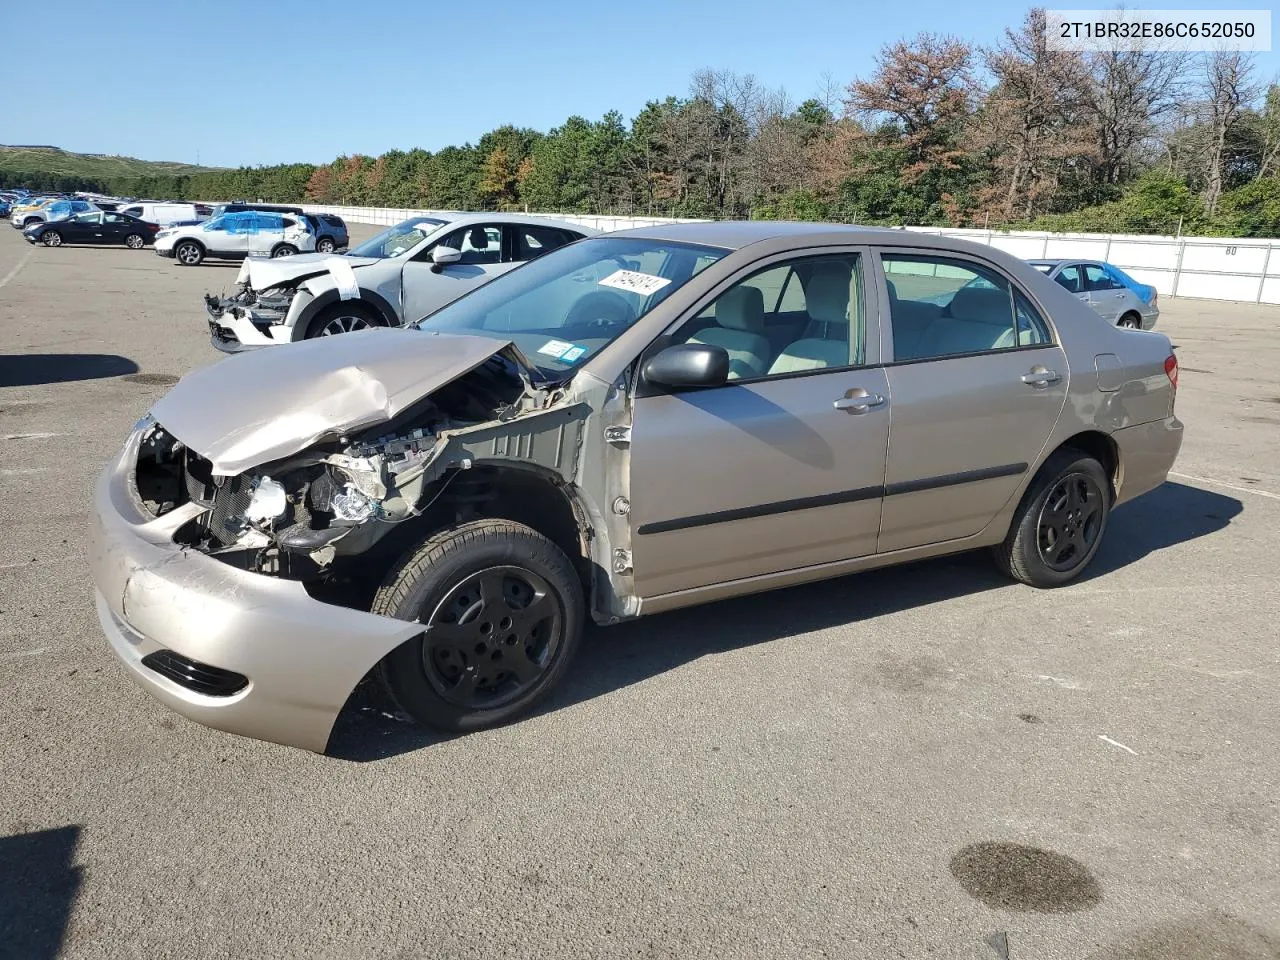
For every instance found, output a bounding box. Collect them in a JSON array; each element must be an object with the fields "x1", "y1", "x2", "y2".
[
  {"x1": 42, "y1": 231, "x2": 62, "y2": 247},
  {"x1": 271, "y1": 244, "x2": 298, "y2": 258},
  {"x1": 373, "y1": 519, "x2": 585, "y2": 733}
]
